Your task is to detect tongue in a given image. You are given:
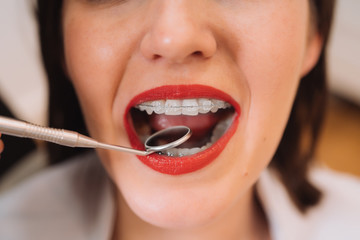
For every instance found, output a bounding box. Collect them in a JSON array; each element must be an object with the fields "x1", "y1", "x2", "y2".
[{"x1": 149, "y1": 113, "x2": 220, "y2": 139}]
